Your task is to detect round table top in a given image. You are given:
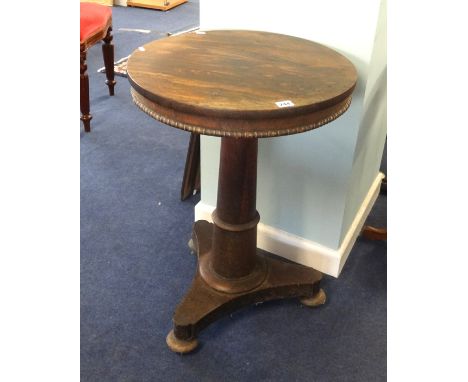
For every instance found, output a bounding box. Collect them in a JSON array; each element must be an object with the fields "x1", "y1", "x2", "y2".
[{"x1": 127, "y1": 30, "x2": 357, "y2": 138}]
